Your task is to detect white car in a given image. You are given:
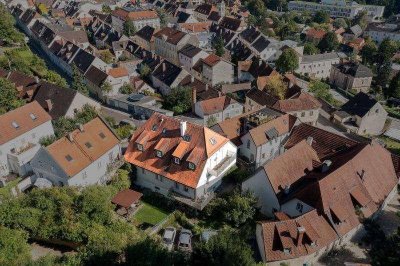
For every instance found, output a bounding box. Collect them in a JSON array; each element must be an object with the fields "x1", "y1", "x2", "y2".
[
  {"x1": 162, "y1": 227, "x2": 176, "y2": 251},
  {"x1": 178, "y1": 229, "x2": 192, "y2": 251}
]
